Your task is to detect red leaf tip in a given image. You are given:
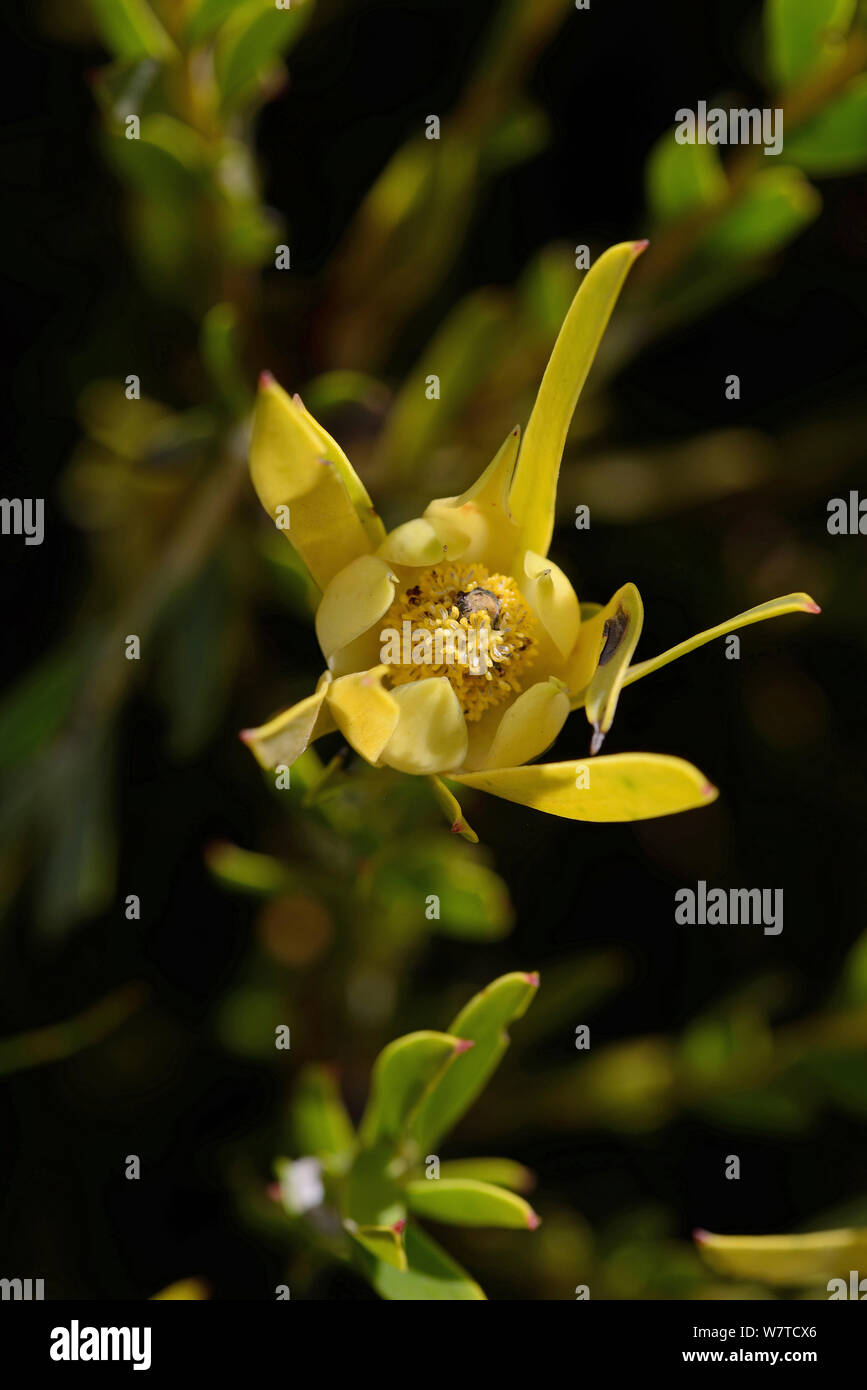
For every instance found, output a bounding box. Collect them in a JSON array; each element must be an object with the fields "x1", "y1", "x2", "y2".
[
  {"x1": 454, "y1": 1038, "x2": 475, "y2": 1054},
  {"x1": 258, "y1": 370, "x2": 274, "y2": 388},
  {"x1": 633, "y1": 238, "x2": 650, "y2": 255},
  {"x1": 524, "y1": 971, "x2": 540, "y2": 987},
  {"x1": 804, "y1": 599, "x2": 821, "y2": 614},
  {"x1": 238, "y1": 729, "x2": 254, "y2": 745},
  {"x1": 692, "y1": 1228, "x2": 711, "y2": 1244},
  {"x1": 392, "y1": 1219, "x2": 407, "y2": 1234},
  {"x1": 527, "y1": 1210, "x2": 542, "y2": 1230}
]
